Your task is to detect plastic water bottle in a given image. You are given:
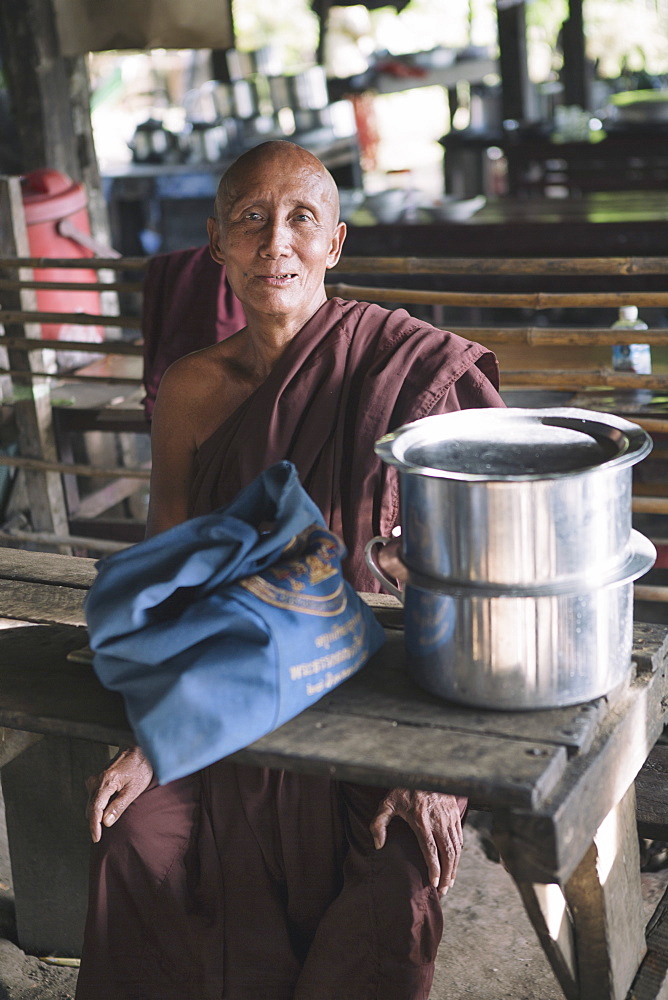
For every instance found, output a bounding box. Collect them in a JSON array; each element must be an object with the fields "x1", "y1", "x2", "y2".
[
  {"x1": 611, "y1": 306, "x2": 651, "y2": 373},
  {"x1": 611, "y1": 306, "x2": 651, "y2": 403}
]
